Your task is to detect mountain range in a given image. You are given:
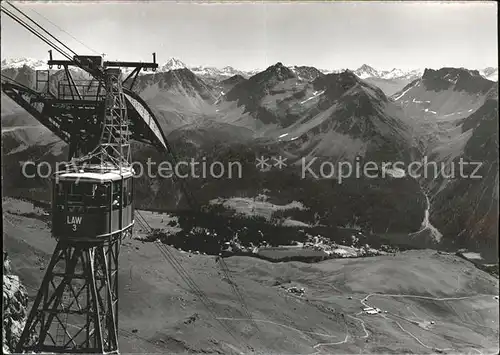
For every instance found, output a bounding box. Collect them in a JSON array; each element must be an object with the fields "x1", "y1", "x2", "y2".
[
  {"x1": 2, "y1": 57, "x2": 497, "y2": 87},
  {"x1": 1, "y1": 57, "x2": 498, "y2": 256}
]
